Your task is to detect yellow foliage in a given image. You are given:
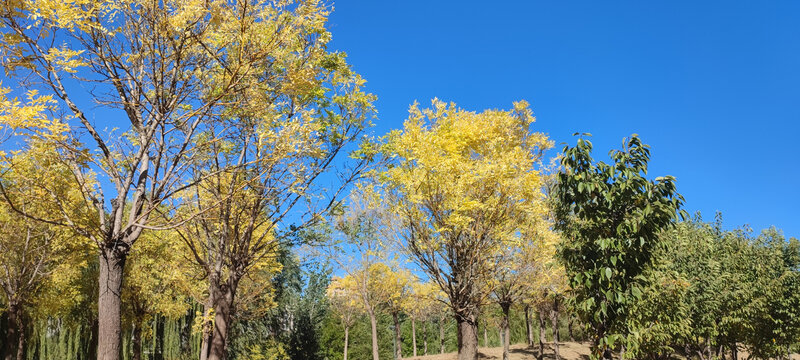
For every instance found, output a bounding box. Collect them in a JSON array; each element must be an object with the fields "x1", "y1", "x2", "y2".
[
  {"x1": 382, "y1": 99, "x2": 552, "y2": 249},
  {"x1": 0, "y1": 143, "x2": 94, "y2": 317},
  {"x1": 378, "y1": 99, "x2": 553, "y2": 314}
]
